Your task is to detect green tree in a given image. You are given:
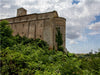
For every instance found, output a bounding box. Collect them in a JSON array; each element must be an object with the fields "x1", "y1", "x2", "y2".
[{"x1": 0, "y1": 20, "x2": 14, "y2": 49}]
